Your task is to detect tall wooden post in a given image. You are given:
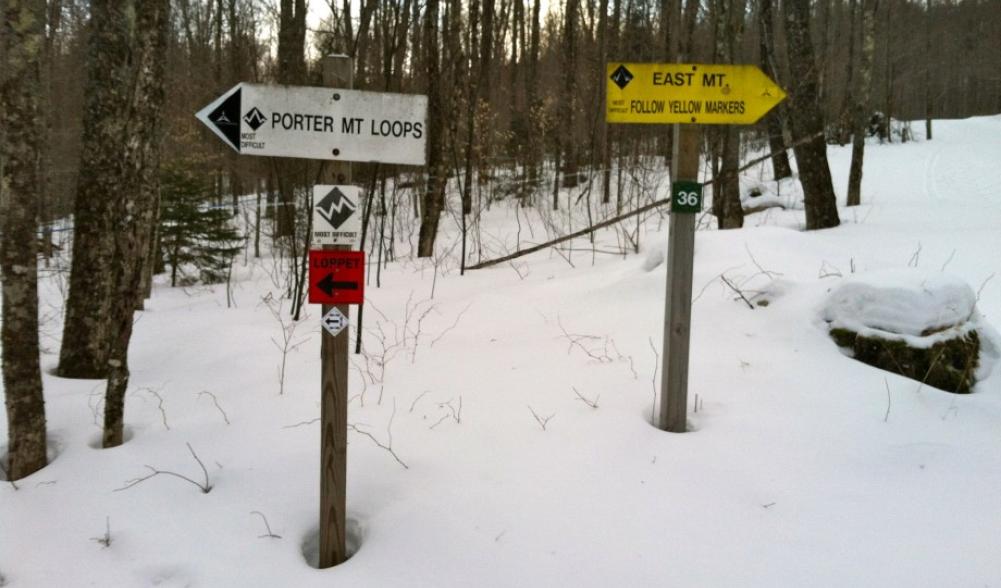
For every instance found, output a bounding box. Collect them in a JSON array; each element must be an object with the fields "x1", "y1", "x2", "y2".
[
  {"x1": 659, "y1": 123, "x2": 700, "y2": 433},
  {"x1": 319, "y1": 54, "x2": 353, "y2": 569}
]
